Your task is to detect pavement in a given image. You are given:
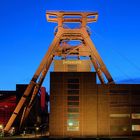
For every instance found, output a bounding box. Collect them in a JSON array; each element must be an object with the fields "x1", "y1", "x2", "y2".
[{"x1": 1, "y1": 134, "x2": 140, "y2": 140}]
